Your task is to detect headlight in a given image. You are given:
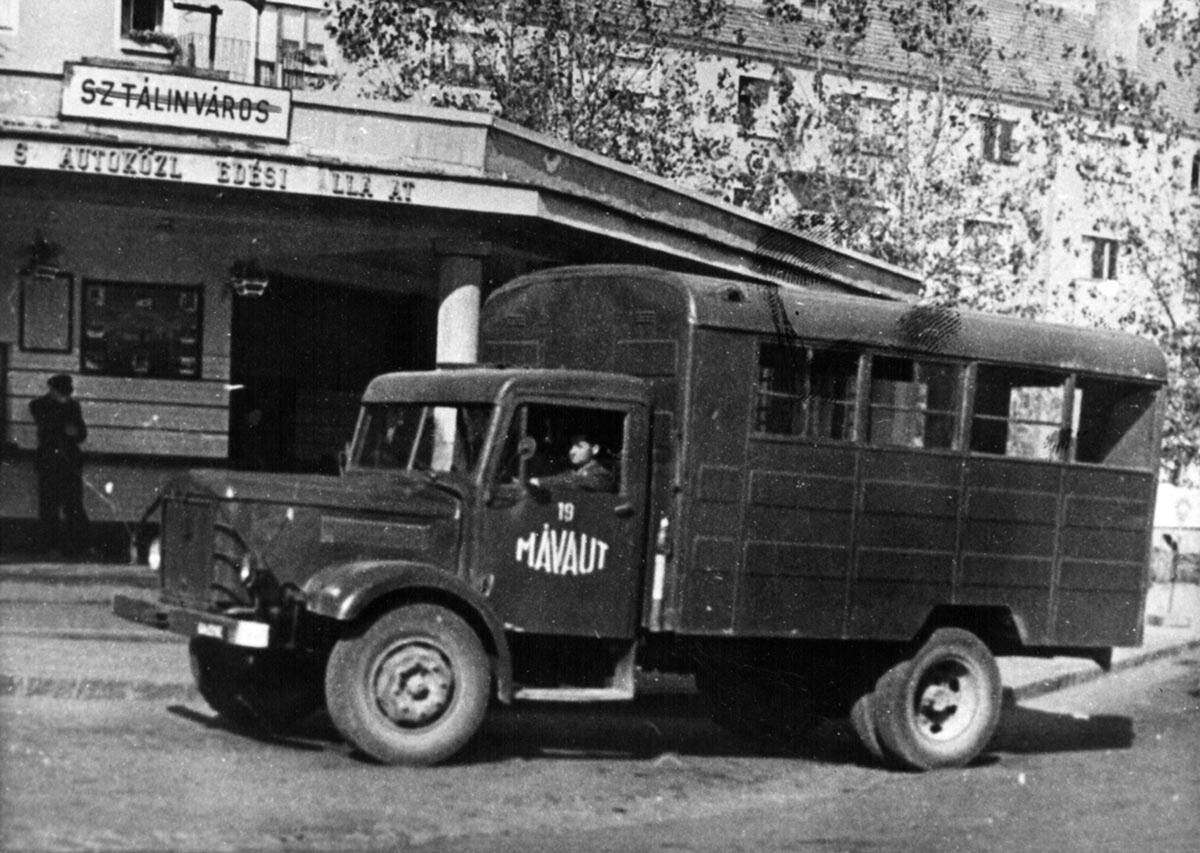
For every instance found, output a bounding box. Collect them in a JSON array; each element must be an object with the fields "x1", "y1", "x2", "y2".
[
  {"x1": 147, "y1": 537, "x2": 162, "y2": 572},
  {"x1": 238, "y1": 554, "x2": 255, "y2": 585}
]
